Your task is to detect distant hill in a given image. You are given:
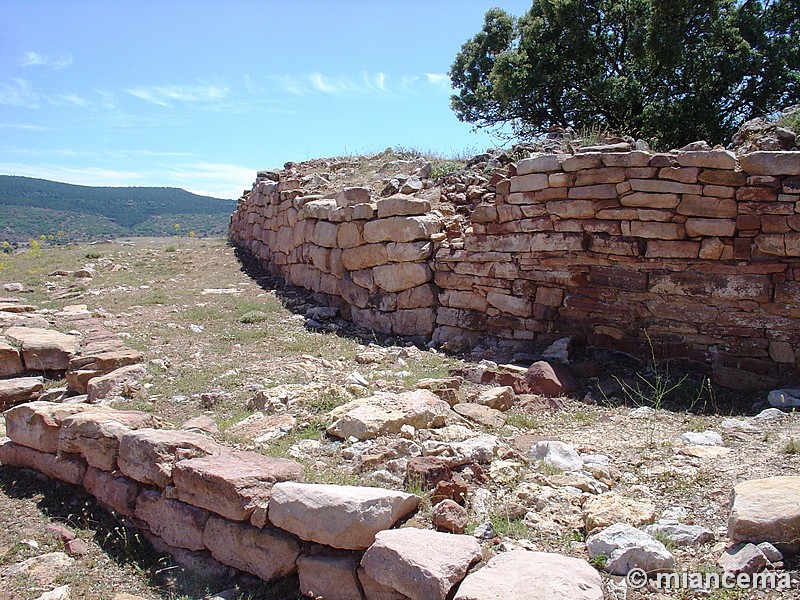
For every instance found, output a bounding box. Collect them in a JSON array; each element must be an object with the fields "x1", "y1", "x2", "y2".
[{"x1": 0, "y1": 175, "x2": 237, "y2": 243}]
